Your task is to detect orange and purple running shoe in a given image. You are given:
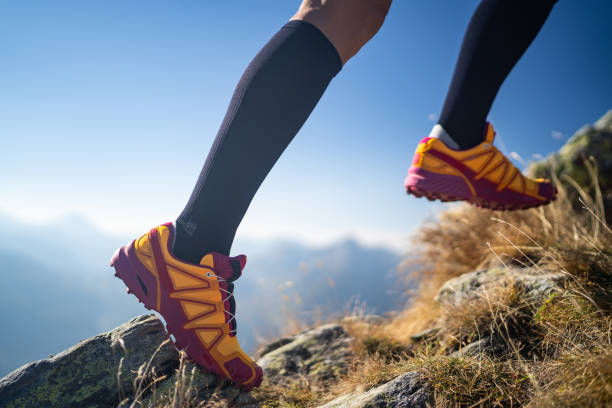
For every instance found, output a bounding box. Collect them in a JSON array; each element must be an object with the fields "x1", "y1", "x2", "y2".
[
  {"x1": 110, "y1": 222, "x2": 263, "y2": 391},
  {"x1": 405, "y1": 123, "x2": 556, "y2": 210}
]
